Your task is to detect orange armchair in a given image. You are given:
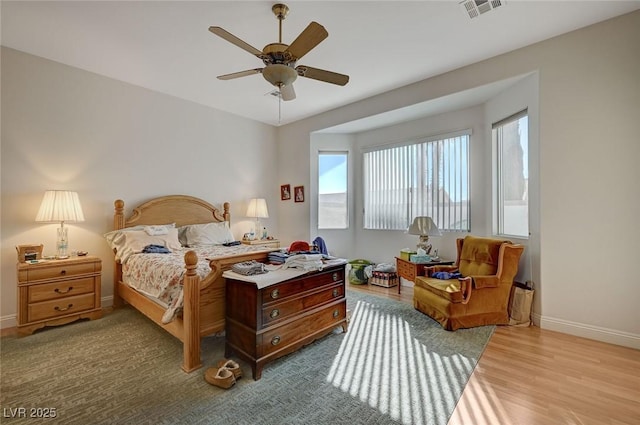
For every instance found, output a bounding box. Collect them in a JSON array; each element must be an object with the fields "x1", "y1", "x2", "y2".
[{"x1": 413, "y1": 235, "x2": 524, "y2": 331}]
